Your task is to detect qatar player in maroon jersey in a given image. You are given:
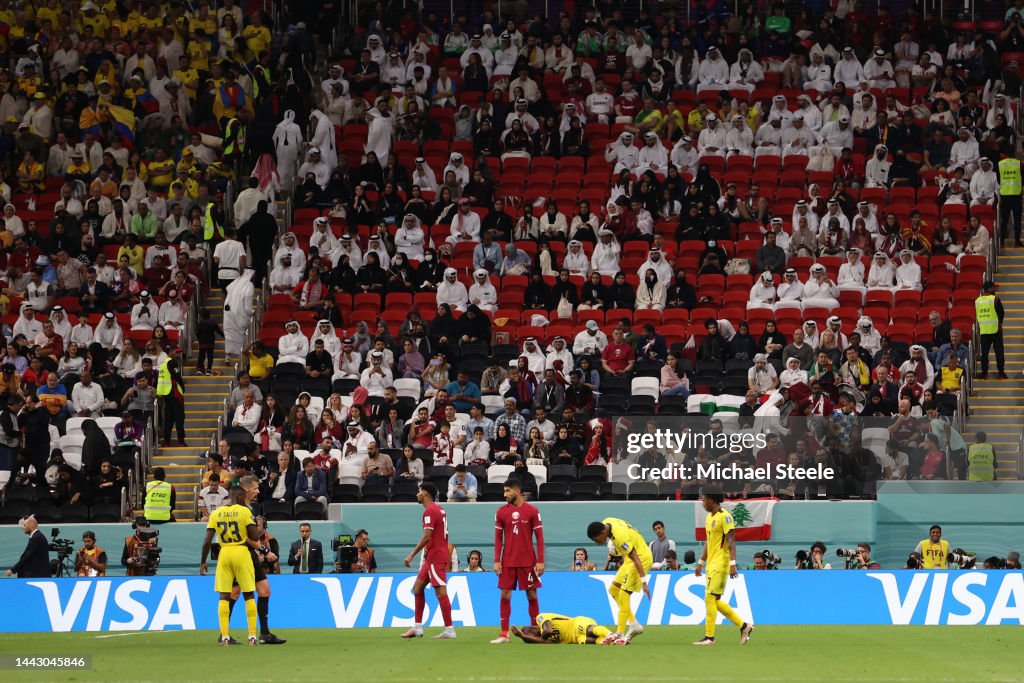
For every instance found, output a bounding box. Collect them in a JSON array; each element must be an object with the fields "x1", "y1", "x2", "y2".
[
  {"x1": 490, "y1": 476, "x2": 546, "y2": 644},
  {"x1": 401, "y1": 482, "x2": 456, "y2": 639}
]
